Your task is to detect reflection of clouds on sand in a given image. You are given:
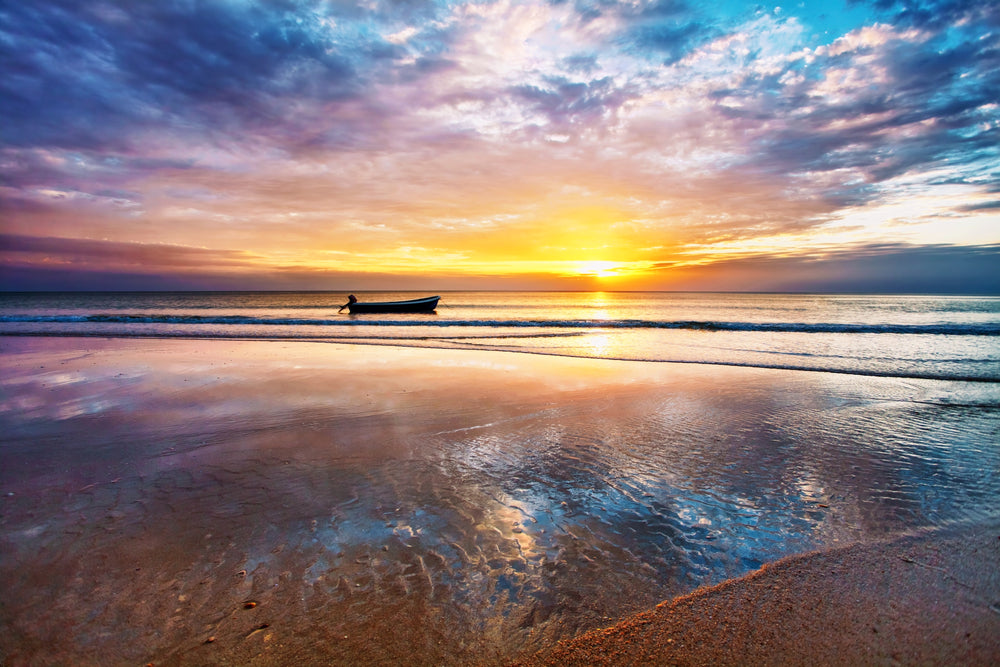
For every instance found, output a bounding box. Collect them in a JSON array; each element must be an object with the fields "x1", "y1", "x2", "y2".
[{"x1": 2, "y1": 338, "x2": 999, "y2": 664}]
